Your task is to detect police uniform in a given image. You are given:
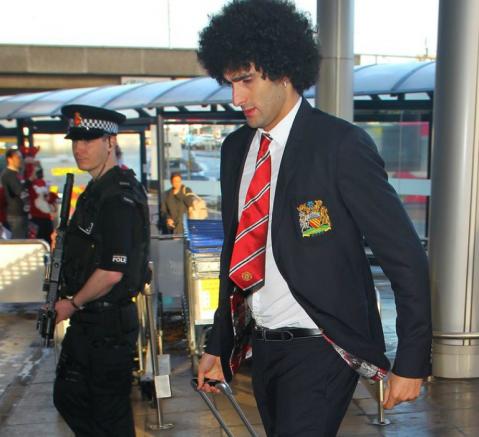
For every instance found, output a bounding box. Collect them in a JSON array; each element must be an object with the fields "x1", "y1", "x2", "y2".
[{"x1": 53, "y1": 105, "x2": 150, "y2": 437}]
